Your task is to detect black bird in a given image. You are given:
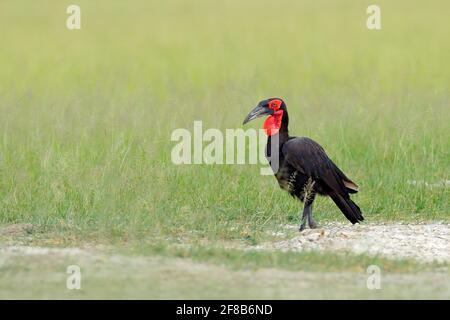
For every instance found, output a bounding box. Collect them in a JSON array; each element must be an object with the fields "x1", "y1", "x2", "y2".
[{"x1": 243, "y1": 98, "x2": 363, "y2": 231}]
